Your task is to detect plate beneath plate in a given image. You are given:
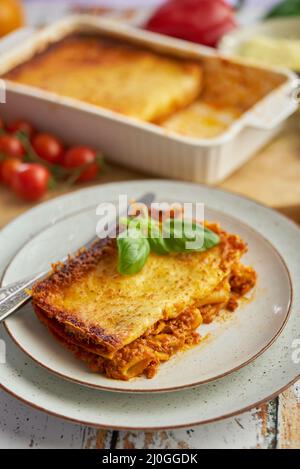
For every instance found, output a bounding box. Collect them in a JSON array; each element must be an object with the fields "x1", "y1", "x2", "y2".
[
  {"x1": 3, "y1": 202, "x2": 292, "y2": 393},
  {"x1": 0, "y1": 180, "x2": 299, "y2": 428}
]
